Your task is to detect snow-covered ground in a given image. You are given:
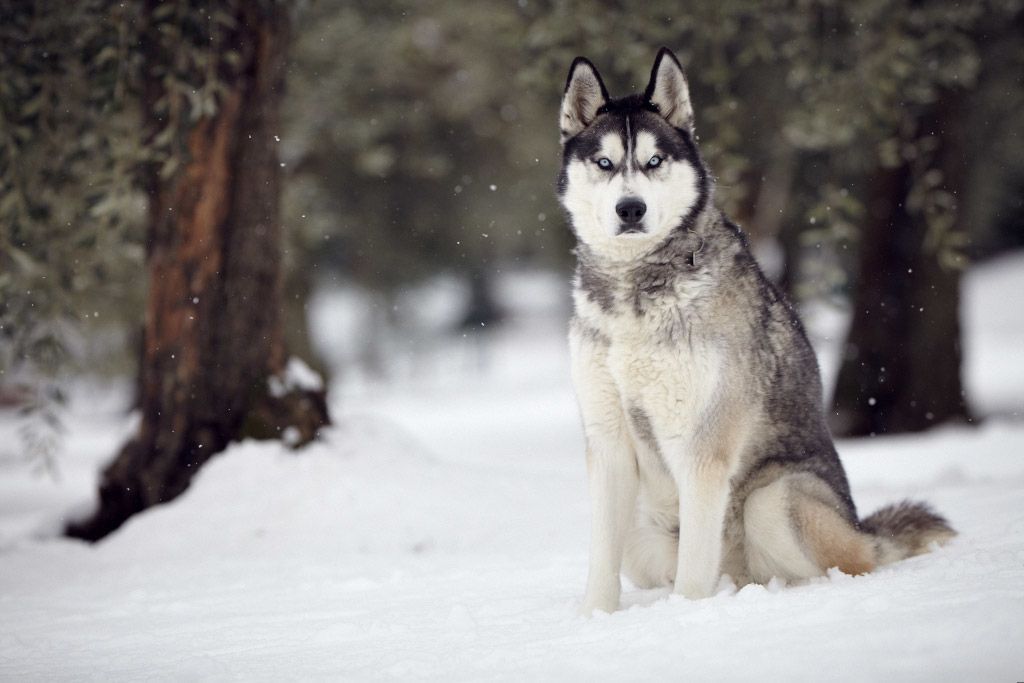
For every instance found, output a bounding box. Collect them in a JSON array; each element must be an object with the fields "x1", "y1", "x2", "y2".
[{"x1": 2, "y1": 255, "x2": 1023, "y2": 680}]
